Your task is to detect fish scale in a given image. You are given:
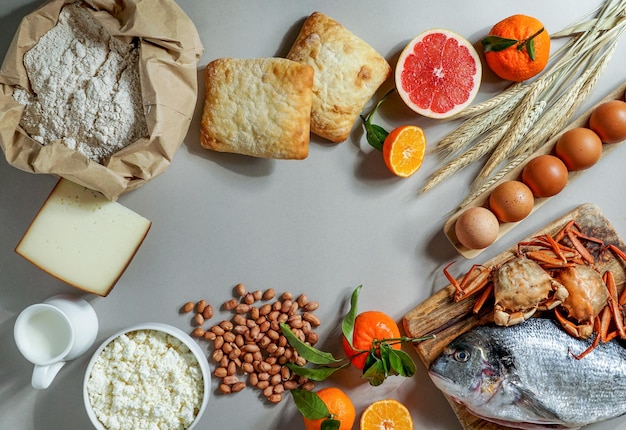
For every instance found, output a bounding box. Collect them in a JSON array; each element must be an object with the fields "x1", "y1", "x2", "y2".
[{"x1": 429, "y1": 318, "x2": 626, "y2": 429}]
